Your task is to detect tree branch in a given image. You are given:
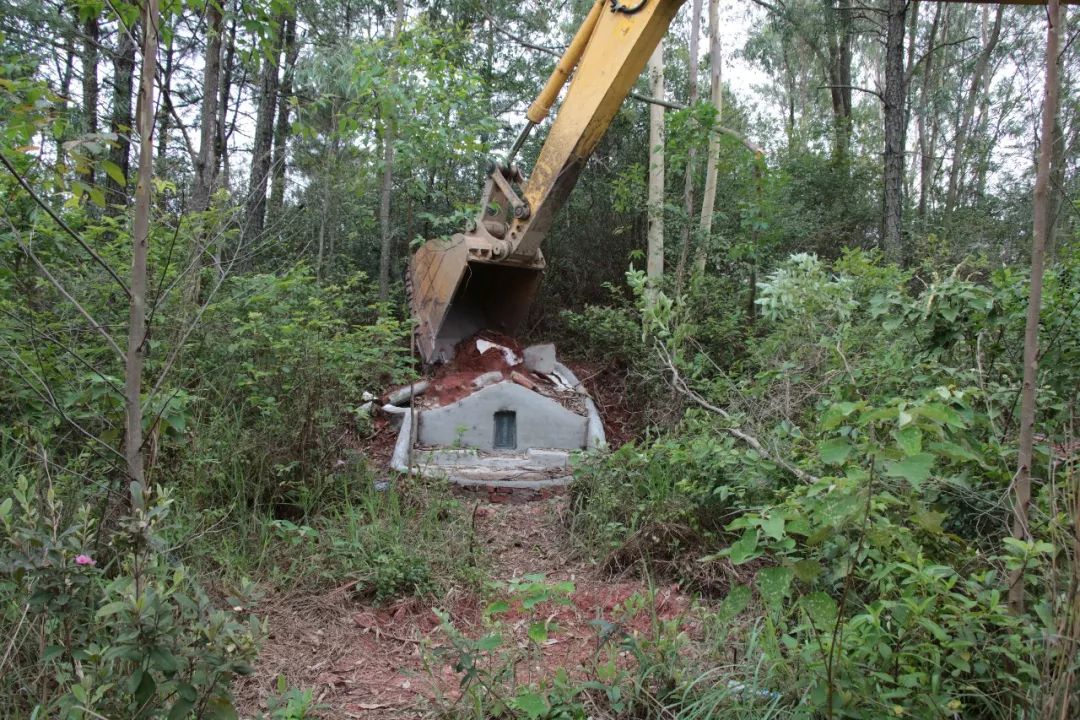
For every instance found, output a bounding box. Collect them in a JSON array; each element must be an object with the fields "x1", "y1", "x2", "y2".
[
  {"x1": 907, "y1": 35, "x2": 978, "y2": 84},
  {"x1": 819, "y1": 84, "x2": 882, "y2": 101},
  {"x1": 161, "y1": 82, "x2": 199, "y2": 168},
  {"x1": 656, "y1": 342, "x2": 819, "y2": 484},
  {"x1": 628, "y1": 94, "x2": 766, "y2": 154},
  {"x1": 0, "y1": 347, "x2": 126, "y2": 463},
  {"x1": 0, "y1": 305, "x2": 124, "y2": 396},
  {"x1": 631, "y1": 91, "x2": 685, "y2": 111},
  {"x1": 483, "y1": 11, "x2": 564, "y2": 58},
  {"x1": 8, "y1": 222, "x2": 126, "y2": 362},
  {"x1": 0, "y1": 152, "x2": 131, "y2": 297}
]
